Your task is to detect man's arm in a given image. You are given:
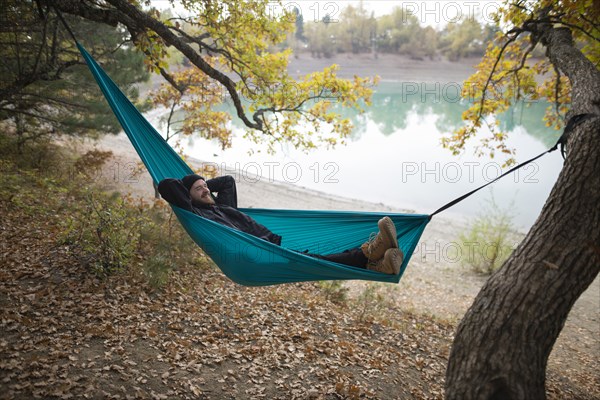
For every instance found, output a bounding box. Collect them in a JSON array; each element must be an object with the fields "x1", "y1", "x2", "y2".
[
  {"x1": 221, "y1": 206, "x2": 282, "y2": 245},
  {"x1": 157, "y1": 178, "x2": 194, "y2": 212},
  {"x1": 206, "y1": 175, "x2": 238, "y2": 208}
]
